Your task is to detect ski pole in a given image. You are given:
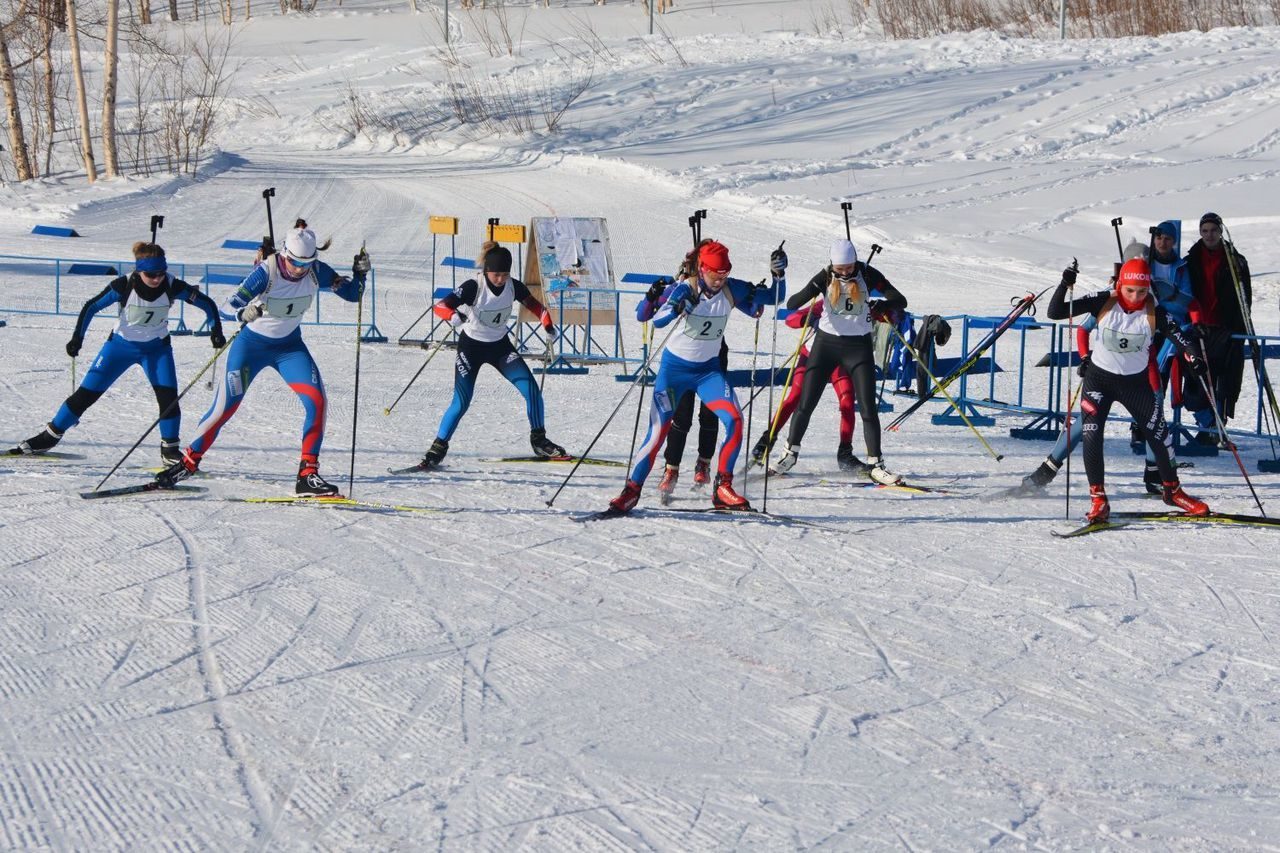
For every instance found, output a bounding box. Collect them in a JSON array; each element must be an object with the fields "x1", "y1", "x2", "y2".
[
  {"x1": 762, "y1": 299, "x2": 818, "y2": 510},
  {"x1": 348, "y1": 264, "x2": 366, "y2": 500},
  {"x1": 1194, "y1": 369, "x2": 1266, "y2": 516},
  {"x1": 889, "y1": 325, "x2": 1003, "y2": 461},
  {"x1": 1220, "y1": 219, "x2": 1280, "y2": 450},
  {"x1": 384, "y1": 334, "x2": 452, "y2": 416},
  {"x1": 742, "y1": 293, "x2": 763, "y2": 491},
  {"x1": 545, "y1": 321, "x2": 683, "y2": 508},
  {"x1": 625, "y1": 318, "x2": 652, "y2": 474},
  {"x1": 1063, "y1": 264, "x2": 1079, "y2": 520},
  {"x1": 93, "y1": 329, "x2": 240, "y2": 492},
  {"x1": 762, "y1": 283, "x2": 781, "y2": 515},
  {"x1": 70, "y1": 356, "x2": 76, "y2": 393}
]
